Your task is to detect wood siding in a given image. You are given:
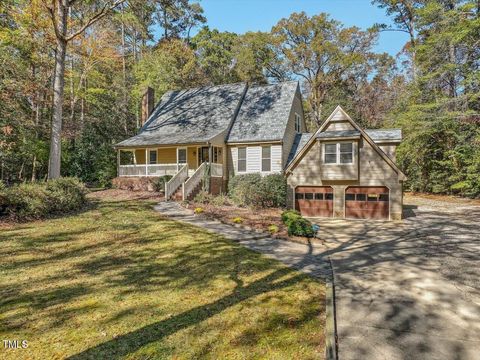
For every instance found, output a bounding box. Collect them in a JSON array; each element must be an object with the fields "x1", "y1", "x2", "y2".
[
  {"x1": 282, "y1": 88, "x2": 306, "y2": 167},
  {"x1": 228, "y1": 144, "x2": 283, "y2": 176},
  {"x1": 319, "y1": 141, "x2": 359, "y2": 180},
  {"x1": 287, "y1": 137, "x2": 403, "y2": 220}
]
